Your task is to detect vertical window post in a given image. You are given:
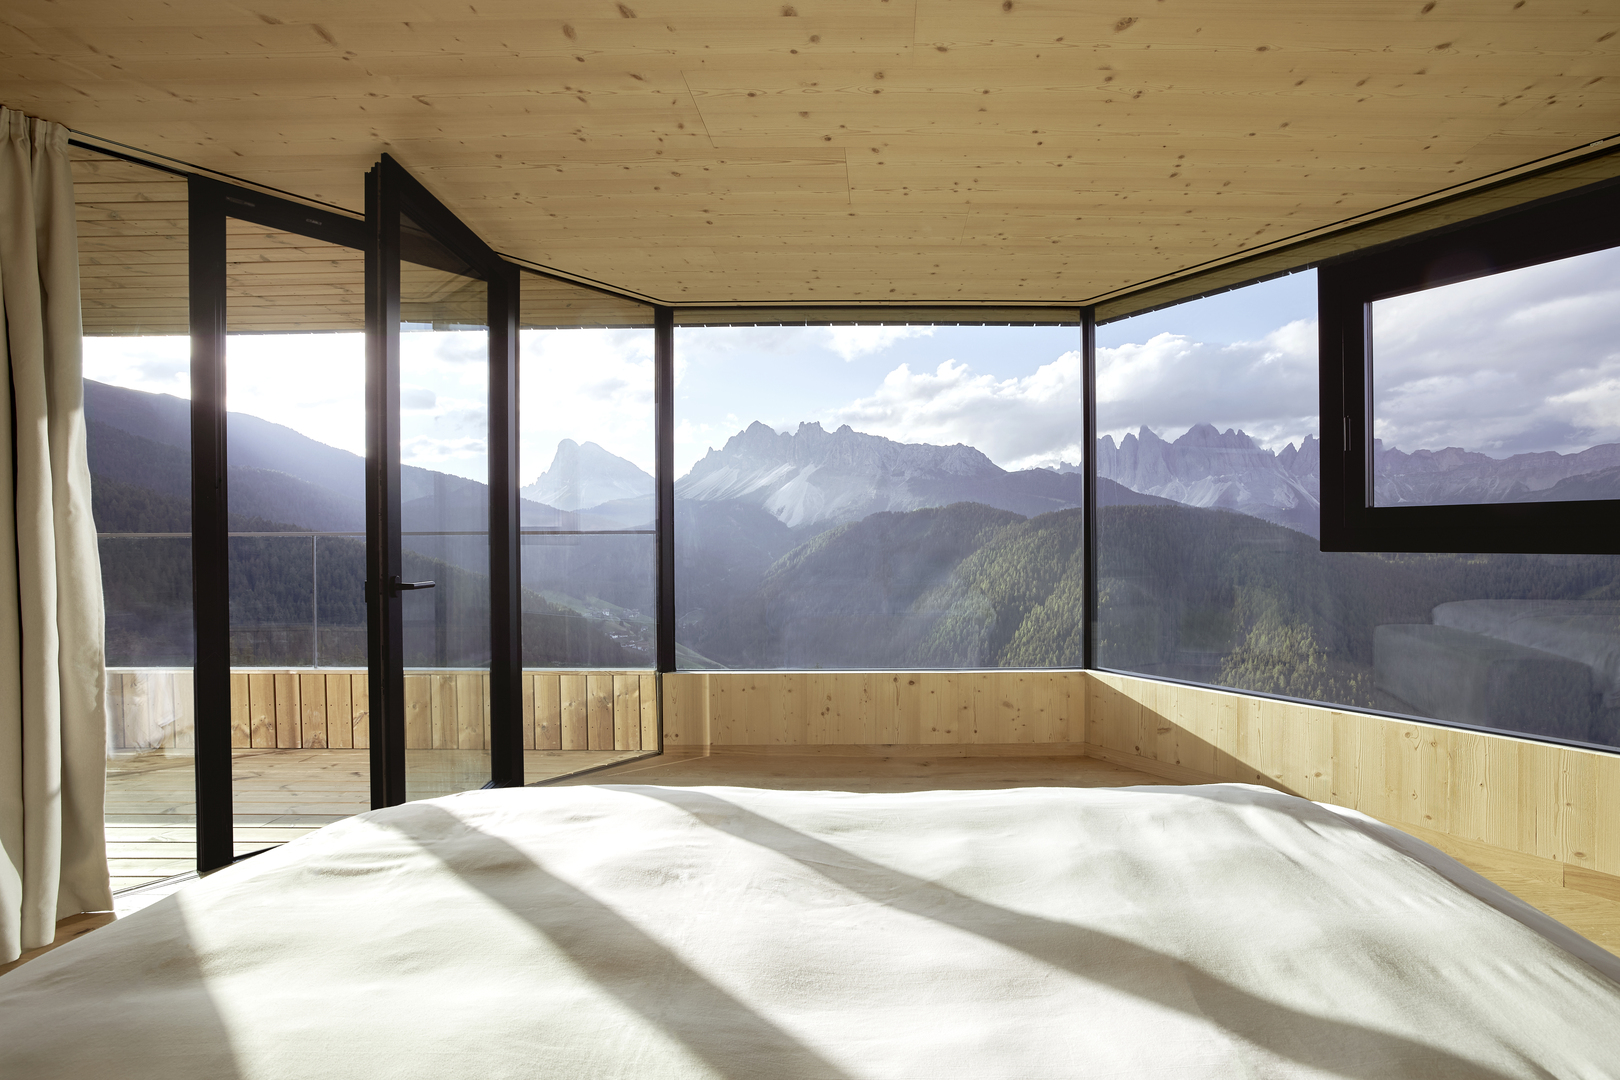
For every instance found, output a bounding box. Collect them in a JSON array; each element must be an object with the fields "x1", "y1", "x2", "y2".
[
  {"x1": 654, "y1": 306, "x2": 676, "y2": 730},
  {"x1": 187, "y1": 177, "x2": 233, "y2": 871},
  {"x1": 1081, "y1": 305, "x2": 1097, "y2": 672},
  {"x1": 488, "y1": 261, "x2": 523, "y2": 786}
]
